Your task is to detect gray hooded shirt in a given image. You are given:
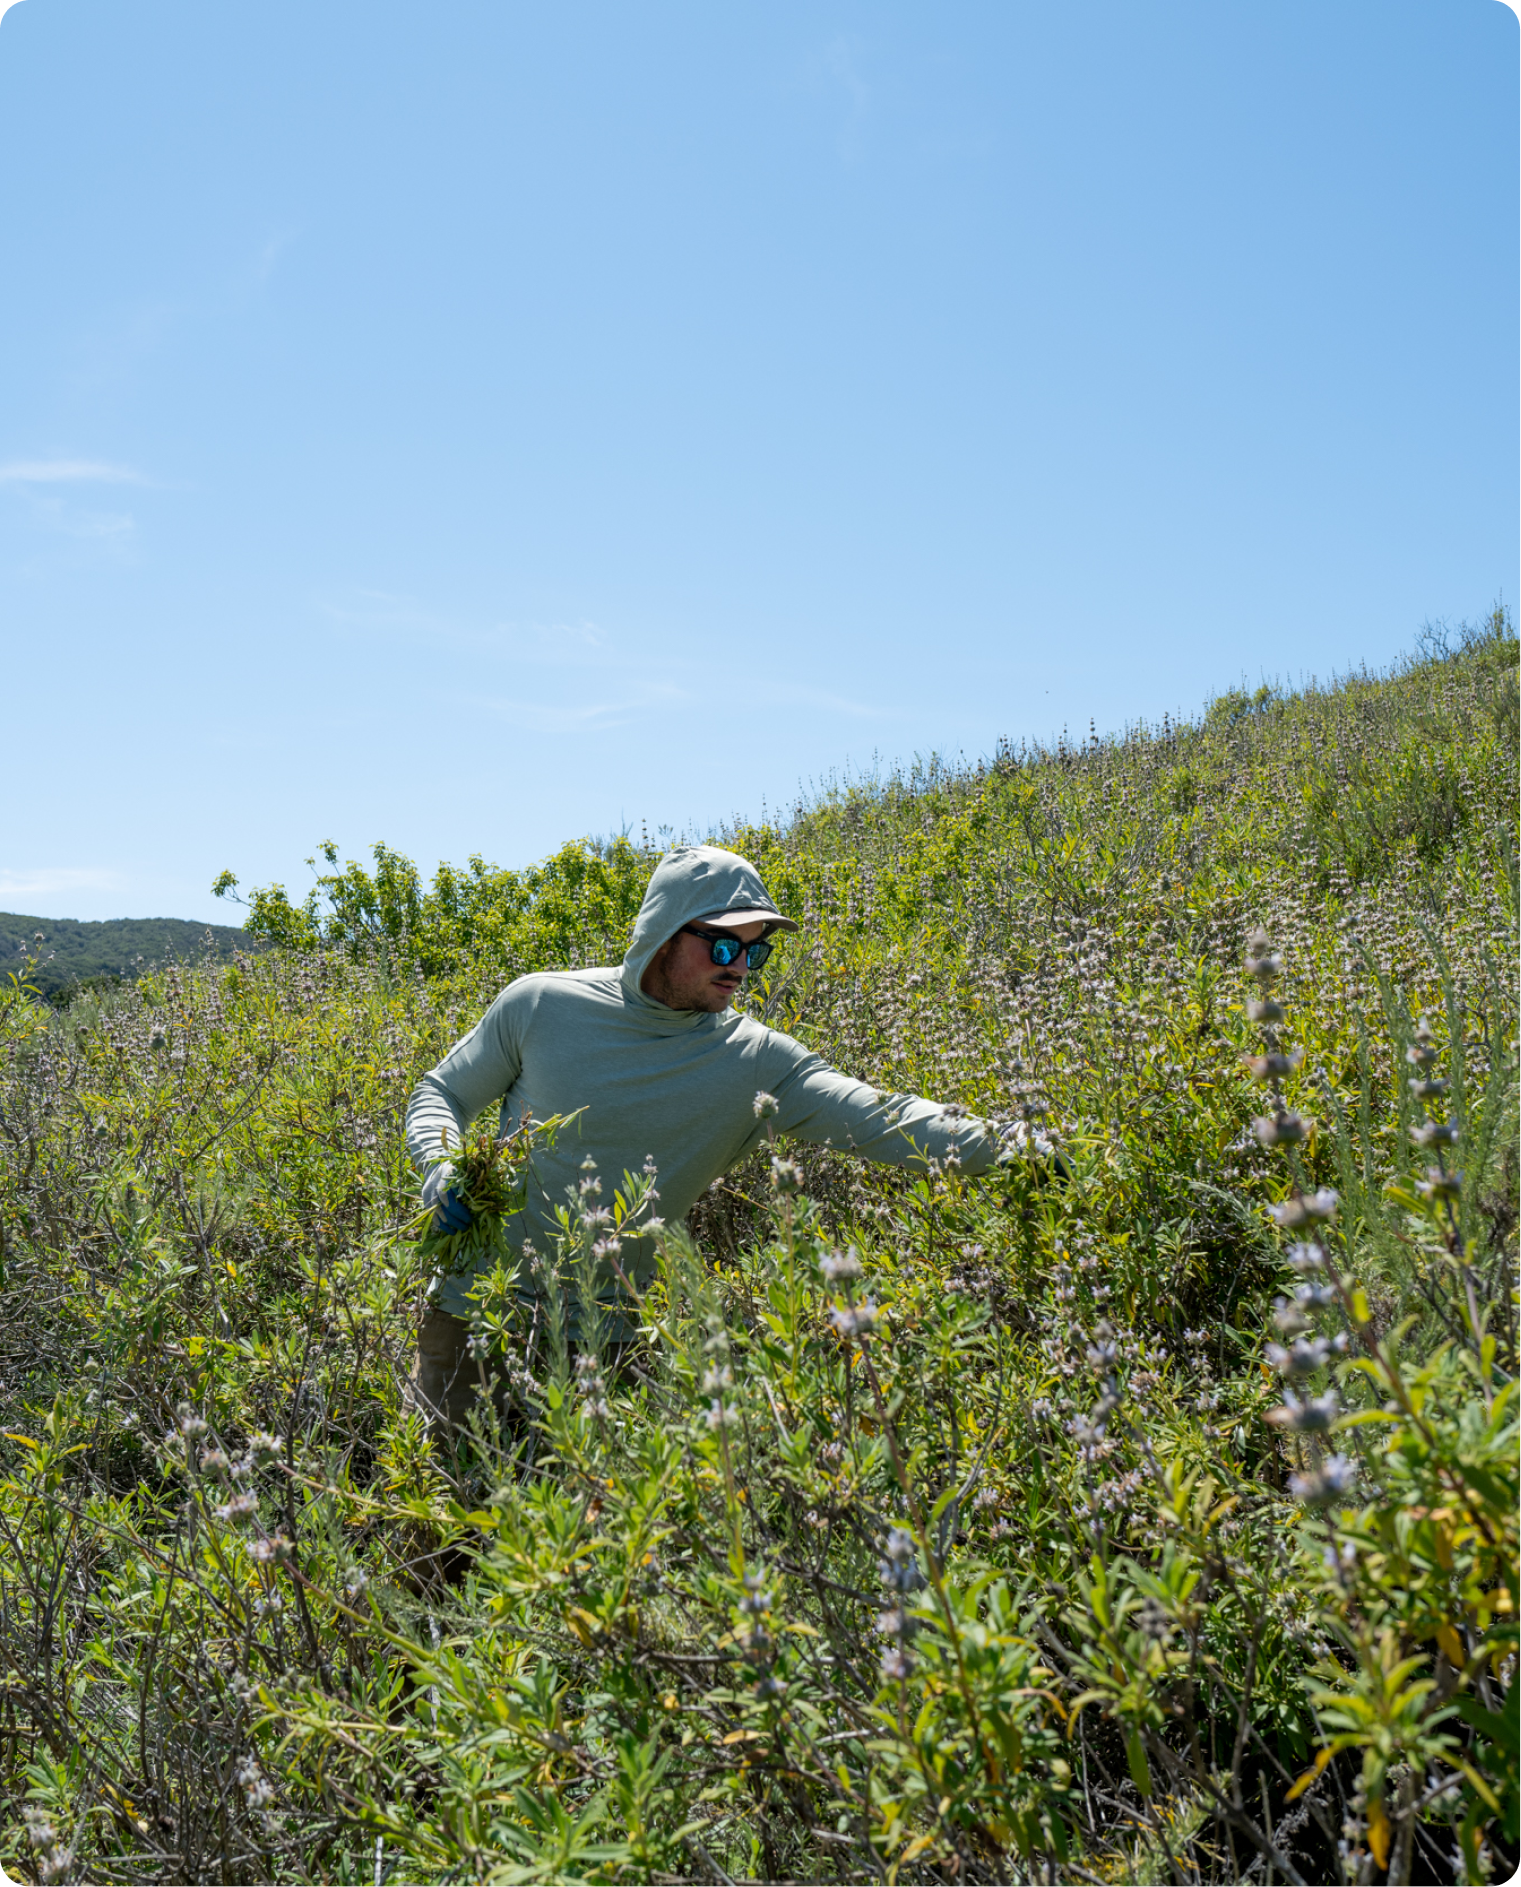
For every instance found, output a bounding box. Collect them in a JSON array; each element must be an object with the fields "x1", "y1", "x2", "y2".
[{"x1": 405, "y1": 844, "x2": 998, "y2": 1320}]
